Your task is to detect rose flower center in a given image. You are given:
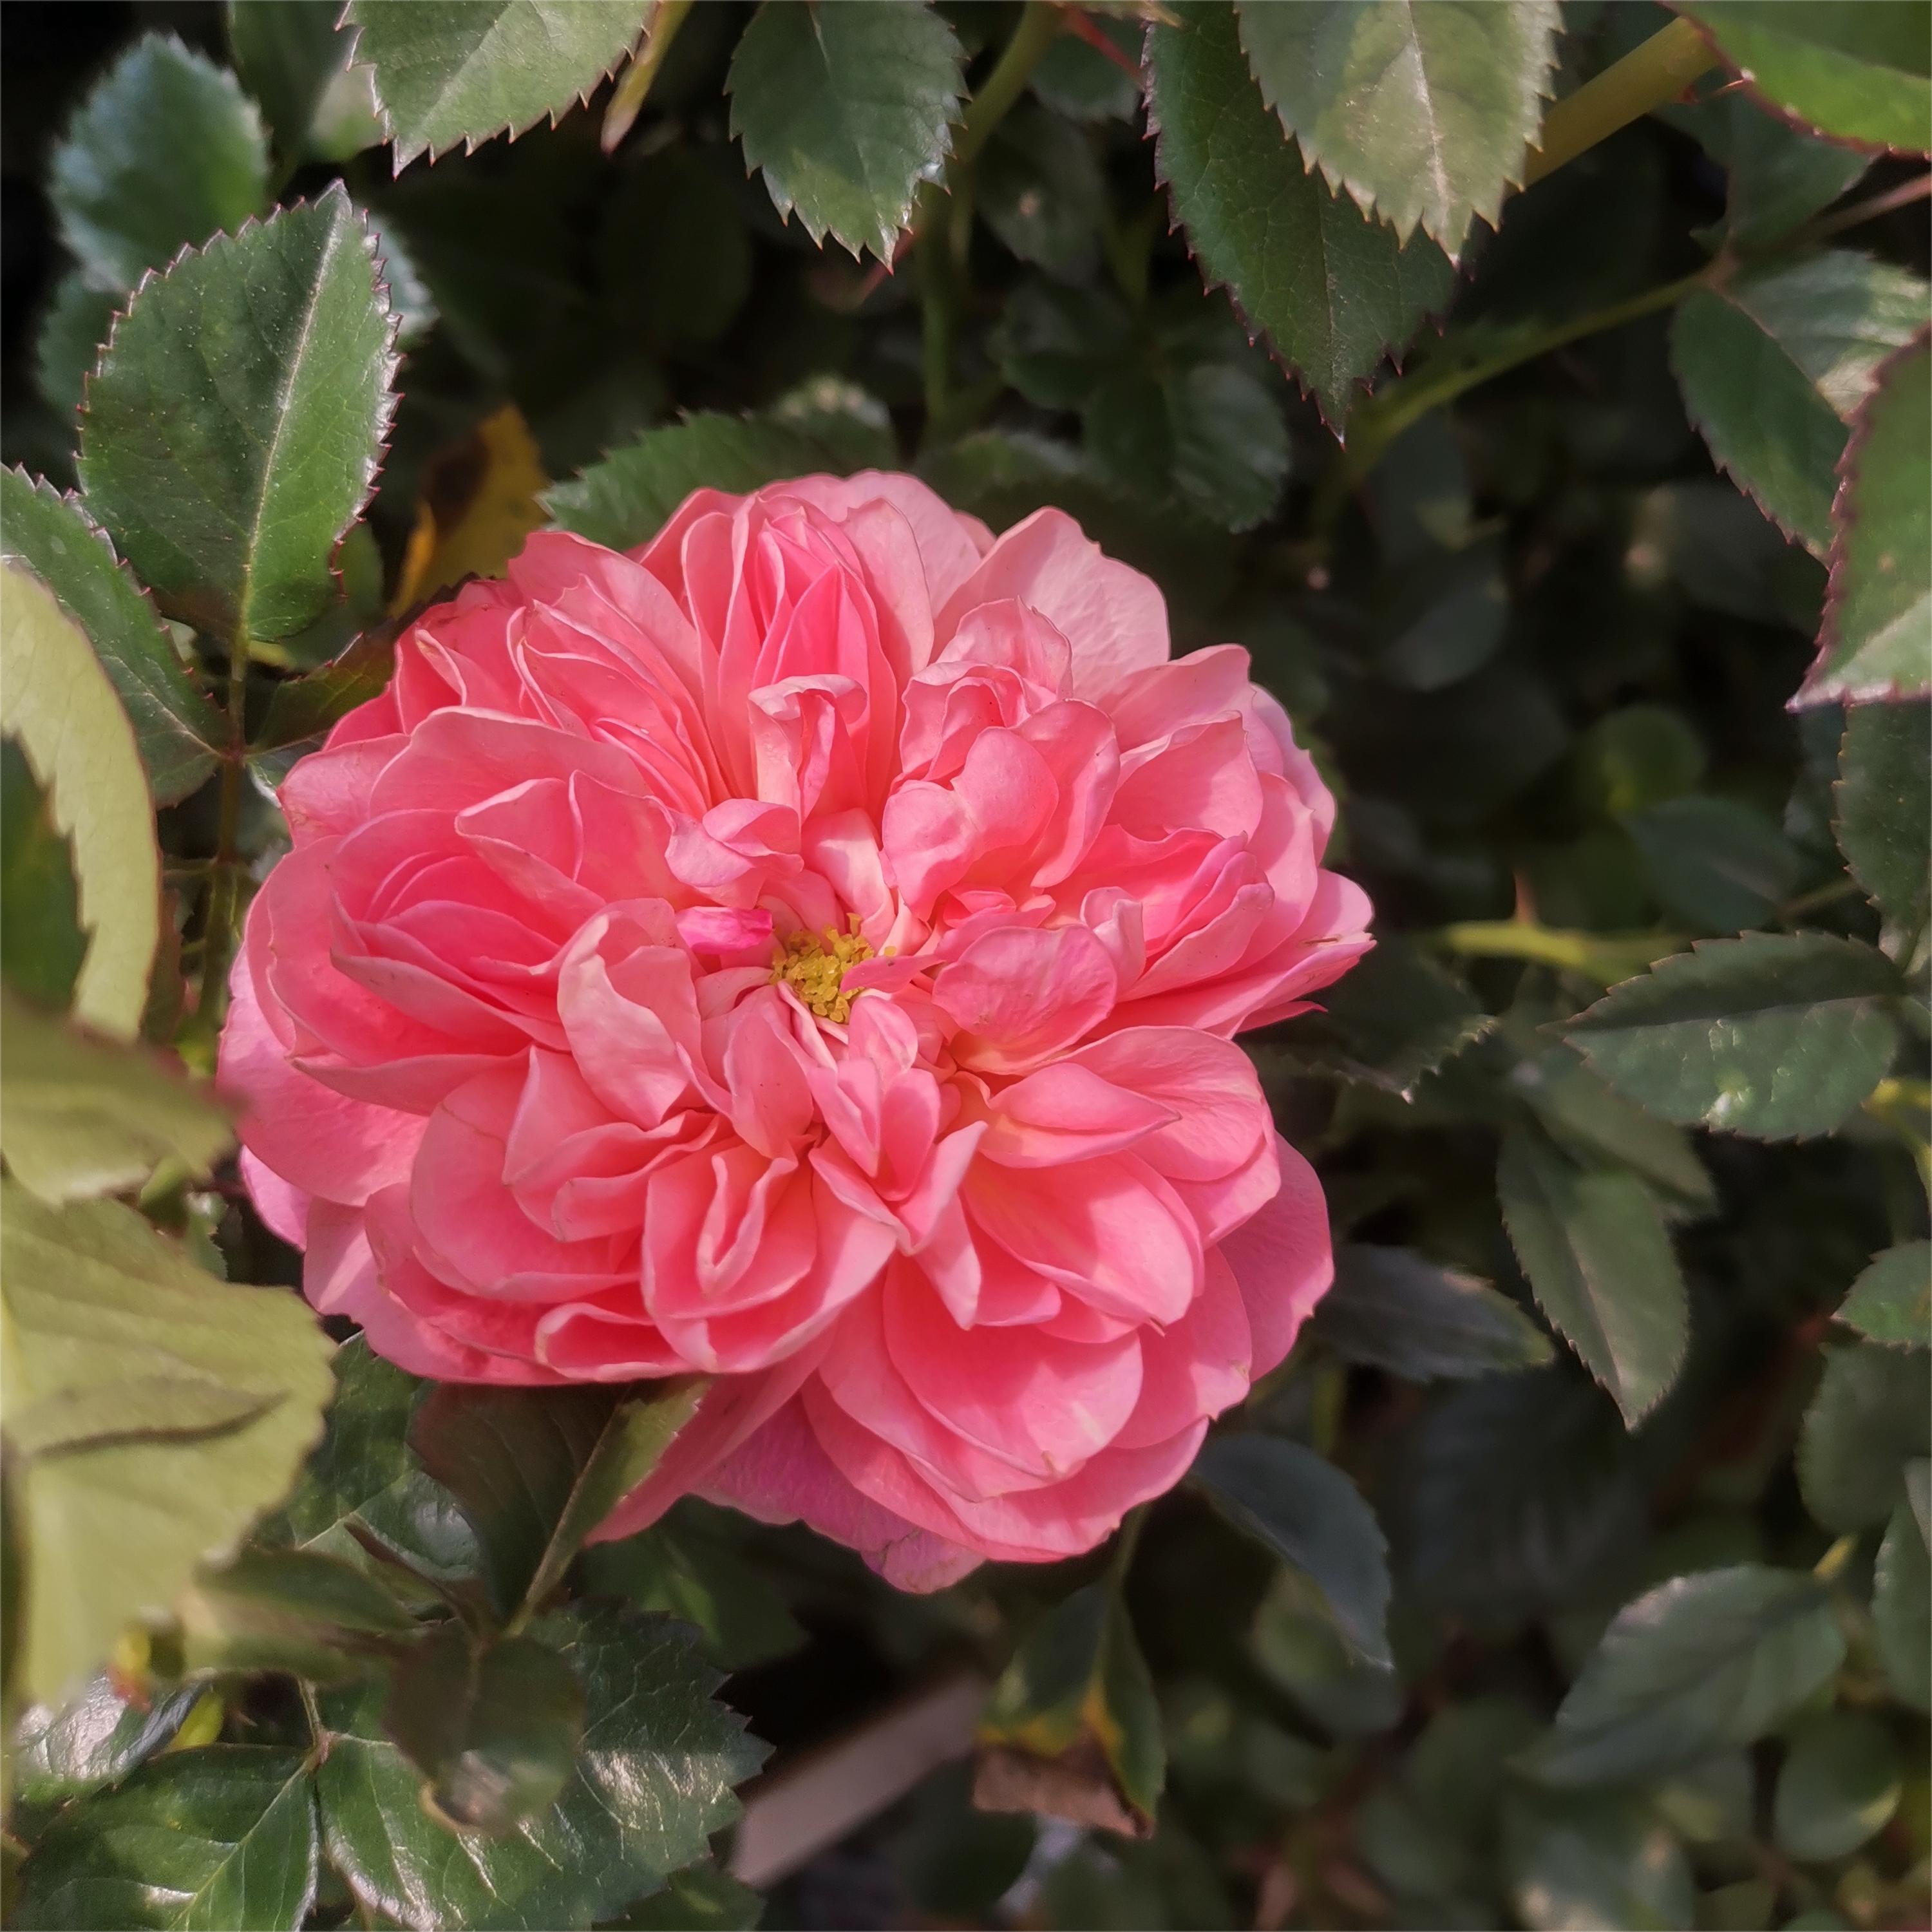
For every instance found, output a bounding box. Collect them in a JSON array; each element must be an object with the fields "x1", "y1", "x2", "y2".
[{"x1": 770, "y1": 919, "x2": 876, "y2": 1023}]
